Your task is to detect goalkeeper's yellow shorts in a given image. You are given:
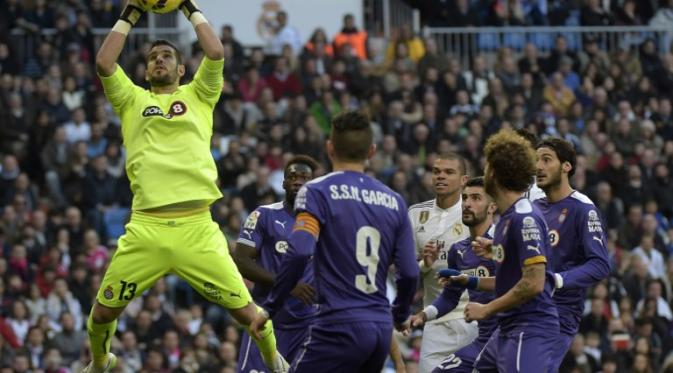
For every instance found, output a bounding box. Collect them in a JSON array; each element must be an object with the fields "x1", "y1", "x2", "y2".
[{"x1": 96, "y1": 209, "x2": 251, "y2": 309}]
